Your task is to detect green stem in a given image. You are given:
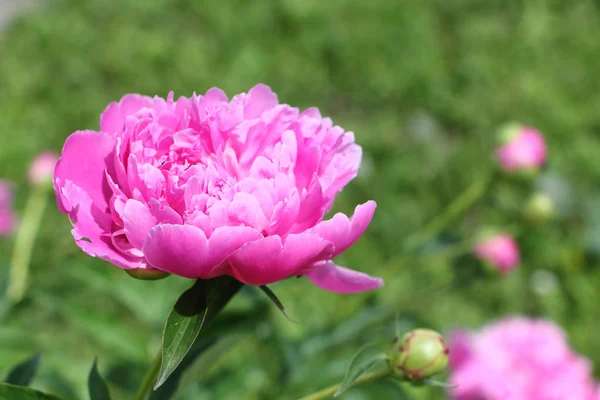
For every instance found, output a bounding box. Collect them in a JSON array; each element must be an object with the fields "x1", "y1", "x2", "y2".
[
  {"x1": 403, "y1": 174, "x2": 492, "y2": 252},
  {"x1": 297, "y1": 370, "x2": 392, "y2": 400},
  {"x1": 7, "y1": 184, "x2": 49, "y2": 304},
  {"x1": 134, "y1": 350, "x2": 162, "y2": 400}
]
